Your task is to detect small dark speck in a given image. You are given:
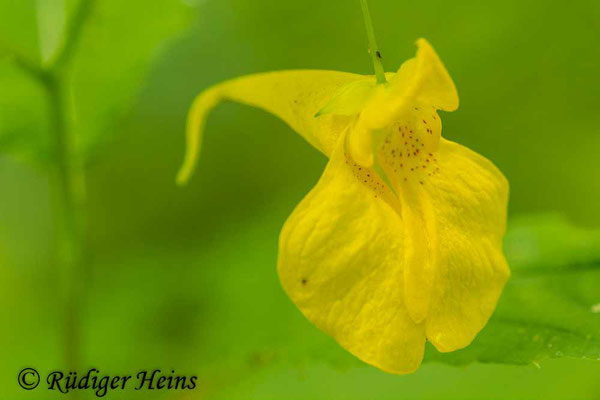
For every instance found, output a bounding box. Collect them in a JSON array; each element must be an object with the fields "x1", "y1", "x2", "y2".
[
  {"x1": 301, "y1": 278, "x2": 308, "y2": 285},
  {"x1": 376, "y1": 51, "x2": 382, "y2": 59}
]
